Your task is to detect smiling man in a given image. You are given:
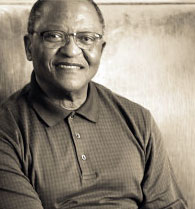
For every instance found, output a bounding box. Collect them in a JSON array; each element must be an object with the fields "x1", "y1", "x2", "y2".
[
  {"x1": 0, "y1": 0, "x2": 188, "y2": 209},
  {"x1": 25, "y1": 0, "x2": 105, "y2": 110}
]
